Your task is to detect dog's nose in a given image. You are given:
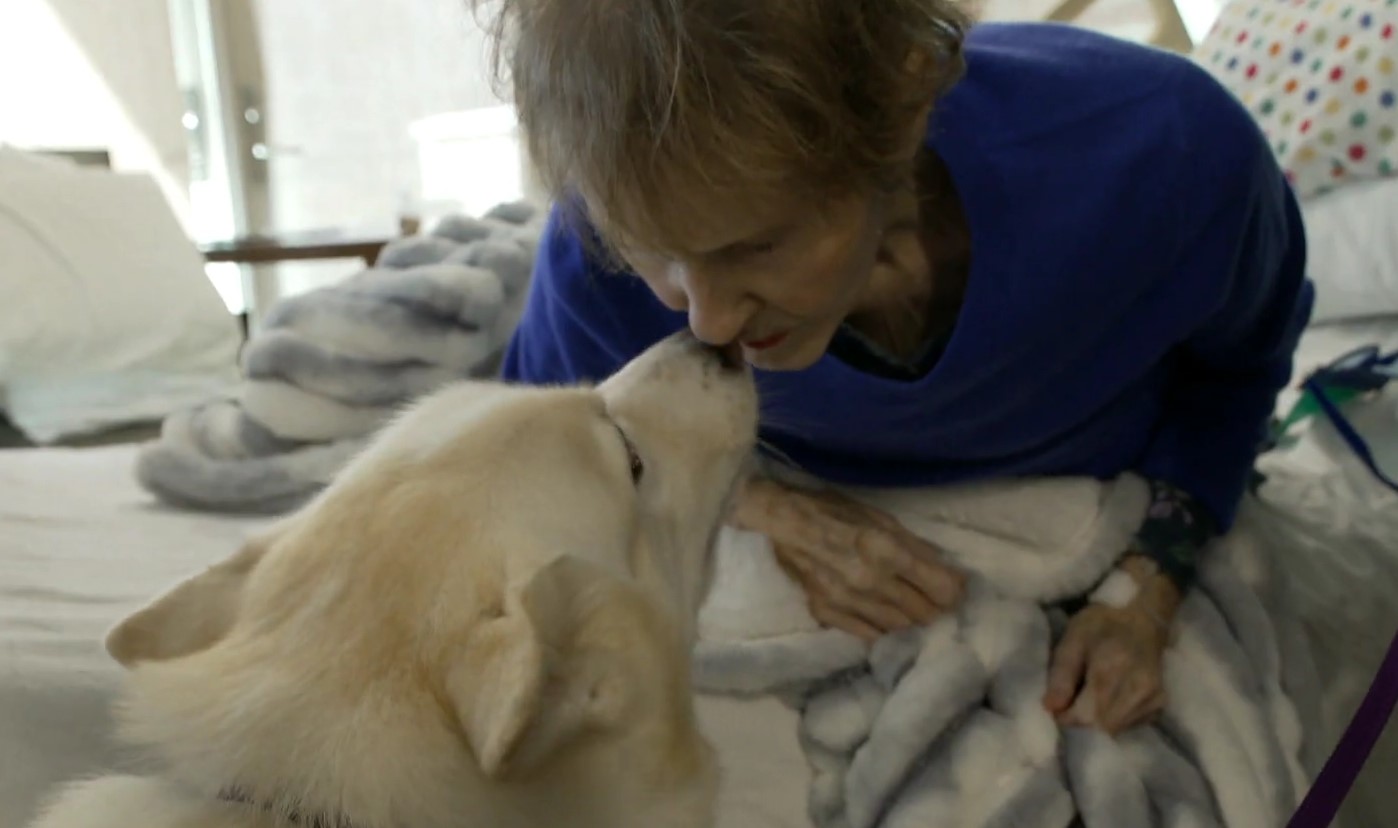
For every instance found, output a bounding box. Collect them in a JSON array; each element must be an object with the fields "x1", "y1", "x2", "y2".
[
  {"x1": 676, "y1": 330, "x2": 745, "y2": 372},
  {"x1": 705, "y1": 341, "x2": 745, "y2": 372}
]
